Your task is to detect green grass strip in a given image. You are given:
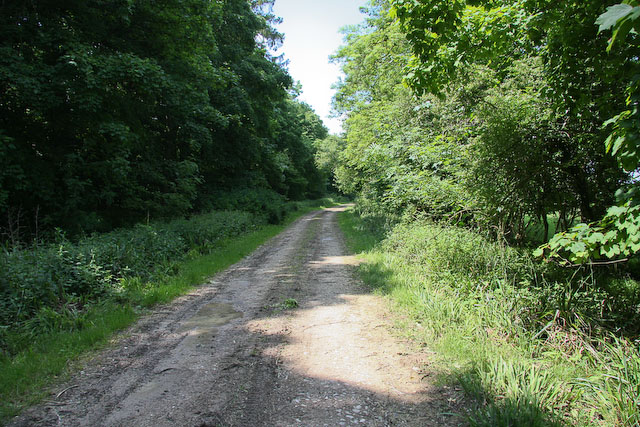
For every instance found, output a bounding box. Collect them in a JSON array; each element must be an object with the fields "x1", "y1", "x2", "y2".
[
  {"x1": 337, "y1": 209, "x2": 571, "y2": 426},
  {"x1": 0, "y1": 198, "x2": 341, "y2": 424},
  {"x1": 0, "y1": 303, "x2": 136, "y2": 423}
]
